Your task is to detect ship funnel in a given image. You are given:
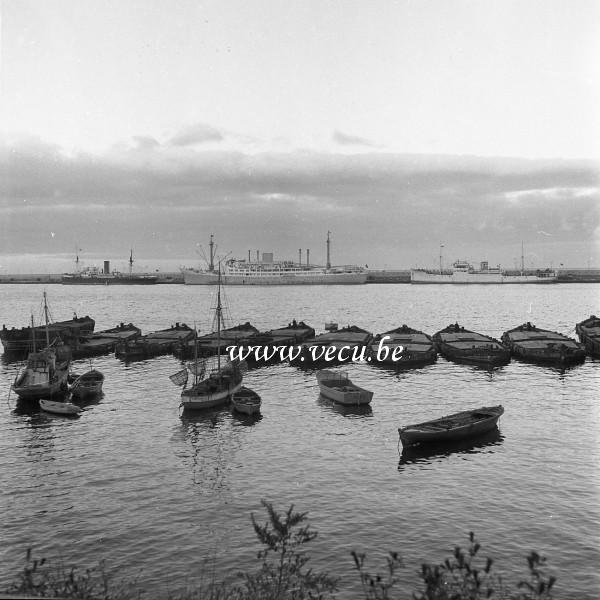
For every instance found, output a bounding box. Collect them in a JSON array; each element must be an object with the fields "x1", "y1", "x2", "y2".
[
  {"x1": 306, "y1": 249, "x2": 310, "y2": 266},
  {"x1": 480, "y1": 261, "x2": 488, "y2": 271},
  {"x1": 299, "y1": 249, "x2": 302, "y2": 265},
  {"x1": 103, "y1": 260, "x2": 110, "y2": 274}
]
